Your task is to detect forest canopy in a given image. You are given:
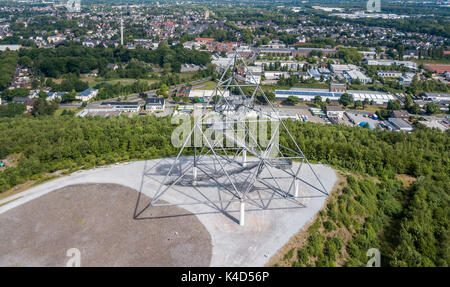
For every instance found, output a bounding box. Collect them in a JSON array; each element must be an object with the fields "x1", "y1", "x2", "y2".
[{"x1": 18, "y1": 42, "x2": 211, "y2": 78}]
